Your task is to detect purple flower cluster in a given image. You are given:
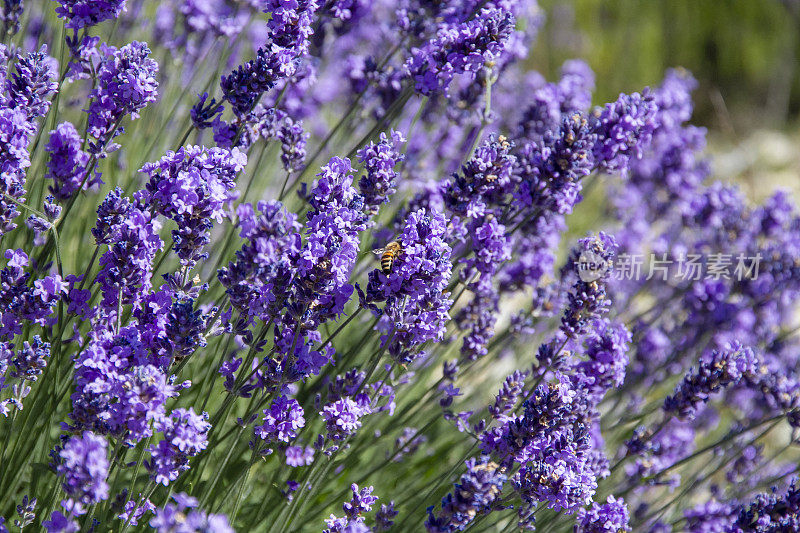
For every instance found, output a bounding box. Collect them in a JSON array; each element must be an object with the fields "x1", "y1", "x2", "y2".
[
  {"x1": 218, "y1": 200, "x2": 301, "y2": 322},
  {"x1": 571, "y1": 319, "x2": 631, "y2": 403},
  {"x1": 513, "y1": 60, "x2": 595, "y2": 142},
  {"x1": 94, "y1": 203, "x2": 162, "y2": 312},
  {"x1": 561, "y1": 233, "x2": 617, "y2": 338},
  {"x1": 362, "y1": 208, "x2": 452, "y2": 364},
  {"x1": 255, "y1": 395, "x2": 305, "y2": 445},
  {"x1": 324, "y1": 484, "x2": 378, "y2": 533},
  {"x1": 663, "y1": 342, "x2": 759, "y2": 419},
  {"x1": 488, "y1": 370, "x2": 529, "y2": 420},
  {"x1": 575, "y1": 496, "x2": 630, "y2": 532},
  {"x1": 45, "y1": 122, "x2": 97, "y2": 200},
  {"x1": 0, "y1": 336, "x2": 50, "y2": 415},
  {"x1": 0, "y1": 249, "x2": 66, "y2": 340},
  {"x1": 277, "y1": 114, "x2": 309, "y2": 173},
  {"x1": 729, "y1": 479, "x2": 800, "y2": 531},
  {"x1": 150, "y1": 493, "x2": 233, "y2": 533},
  {"x1": 55, "y1": 0, "x2": 127, "y2": 29},
  {"x1": 321, "y1": 394, "x2": 372, "y2": 442},
  {"x1": 140, "y1": 145, "x2": 247, "y2": 267},
  {"x1": 6, "y1": 46, "x2": 58, "y2": 120},
  {"x1": 0, "y1": 46, "x2": 57, "y2": 236},
  {"x1": 590, "y1": 90, "x2": 658, "y2": 173},
  {"x1": 405, "y1": 8, "x2": 515, "y2": 96},
  {"x1": 513, "y1": 423, "x2": 596, "y2": 514},
  {"x1": 85, "y1": 41, "x2": 159, "y2": 155},
  {"x1": 220, "y1": 45, "x2": 298, "y2": 117},
  {"x1": 425, "y1": 458, "x2": 506, "y2": 532},
  {"x1": 1, "y1": 0, "x2": 22, "y2": 36},
  {"x1": 67, "y1": 323, "x2": 178, "y2": 445},
  {"x1": 3, "y1": 3, "x2": 799, "y2": 532},
  {"x1": 357, "y1": 130, "x2": 406, "y2": 216},
  {"x1": 51, "y1": 432, "x2": 109, "y2": 516},
  {"x1": 269, "y1": 157, "x2": 366, "y2": 379},
  {"x1": 263, "y1": 0, "x2": 320, "y2": 55},
  {"x1": 0, "y1": 105, "x2": 34, "y2": 235},
  {"x1": 146, "y1": 408, "x2": 211, "y2": 486}
]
